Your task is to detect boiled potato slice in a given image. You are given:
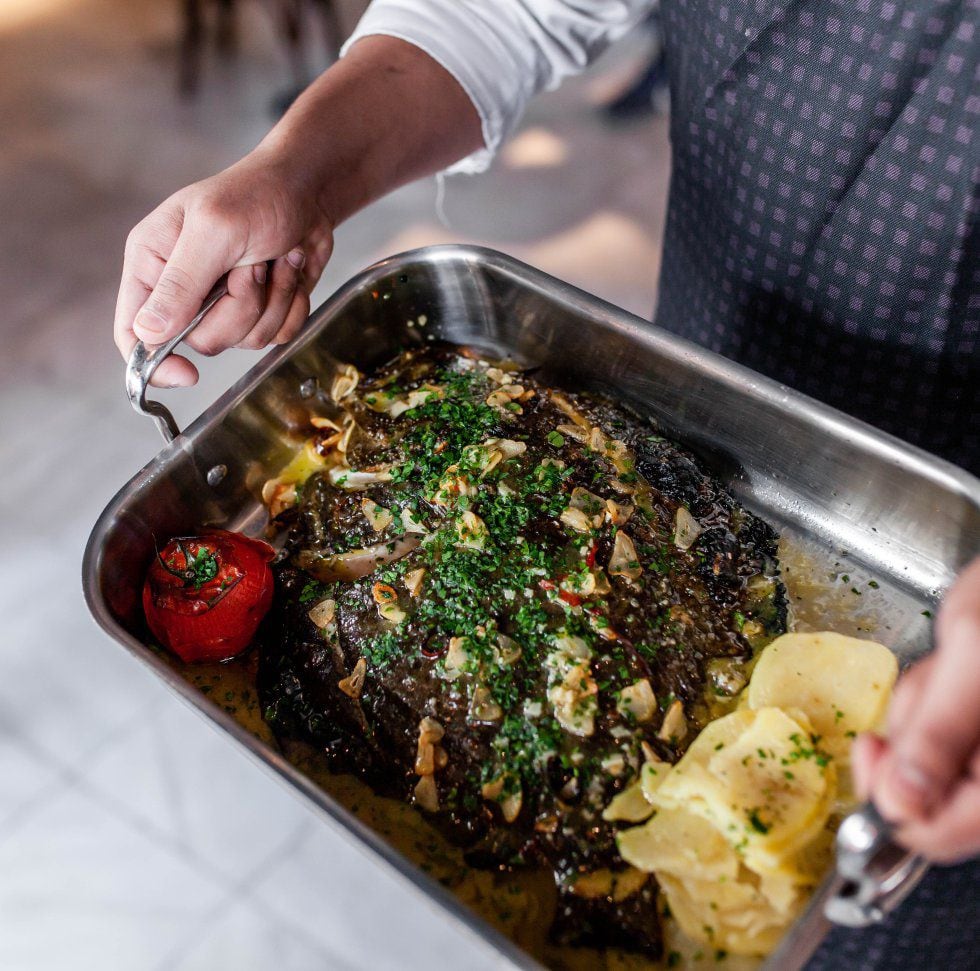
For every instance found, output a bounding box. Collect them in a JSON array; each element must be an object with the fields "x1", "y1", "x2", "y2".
[
  {"x1": 754, "y1": 824, "x2": 836, "y2": 891},
  {"x1": 747, "y1": 632, "x2": 897, "y2": 760},
  {"x1": 616, "y1": 805, "x2": 739, "y2": 881},
  {"x1": 639, "y1": 758, "x2": 671, "y2": 802},
  {"x1": 653, "y1": 707, "x2": 836, "y2": 875},
  {"x1": 658, "y1": 873, "x2": 792, "y2": 957}
]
